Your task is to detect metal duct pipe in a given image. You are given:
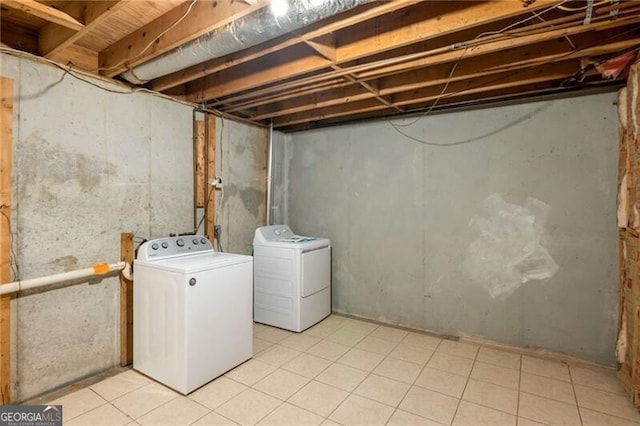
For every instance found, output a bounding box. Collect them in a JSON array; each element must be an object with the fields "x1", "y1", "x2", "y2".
[
  {"x1": 266, "y1": 121, "x2": 274, "y2": 226},
  {"x1": 0, "y1": 262, "x2": 127, "y2": 295},
  {"x1": 121, "y1": 0, "x2": 370, "y2": 84}
]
